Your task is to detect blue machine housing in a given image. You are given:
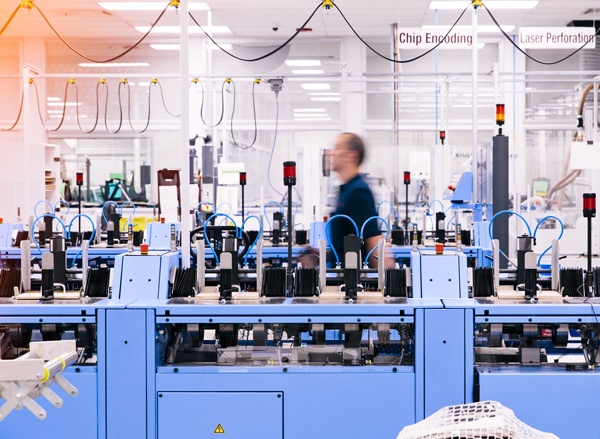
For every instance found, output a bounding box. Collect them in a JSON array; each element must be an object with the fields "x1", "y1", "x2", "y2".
[
  {"x1": 117, "y1": 297, "x2": 472, "y2": 439},
  {"x1": 0, "y1": 298, "x2": 129, "y2": 439},
  {"x1": 112, "y1": 250, "x2": 179, "y2": 300}
]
